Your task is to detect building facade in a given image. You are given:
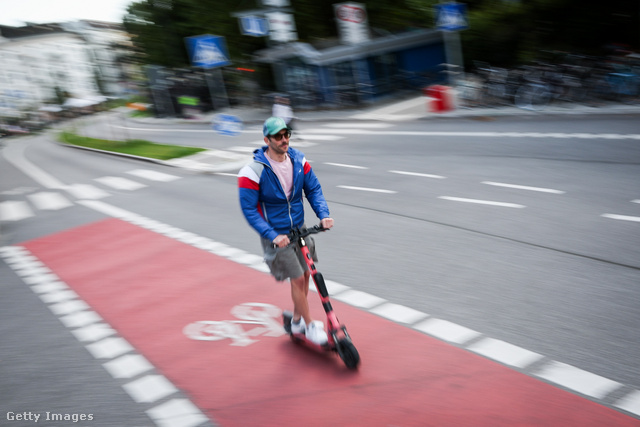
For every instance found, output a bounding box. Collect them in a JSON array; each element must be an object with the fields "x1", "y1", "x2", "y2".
[{"x1": 0, "y1": 21, "x2": 133, "y2": 120}]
